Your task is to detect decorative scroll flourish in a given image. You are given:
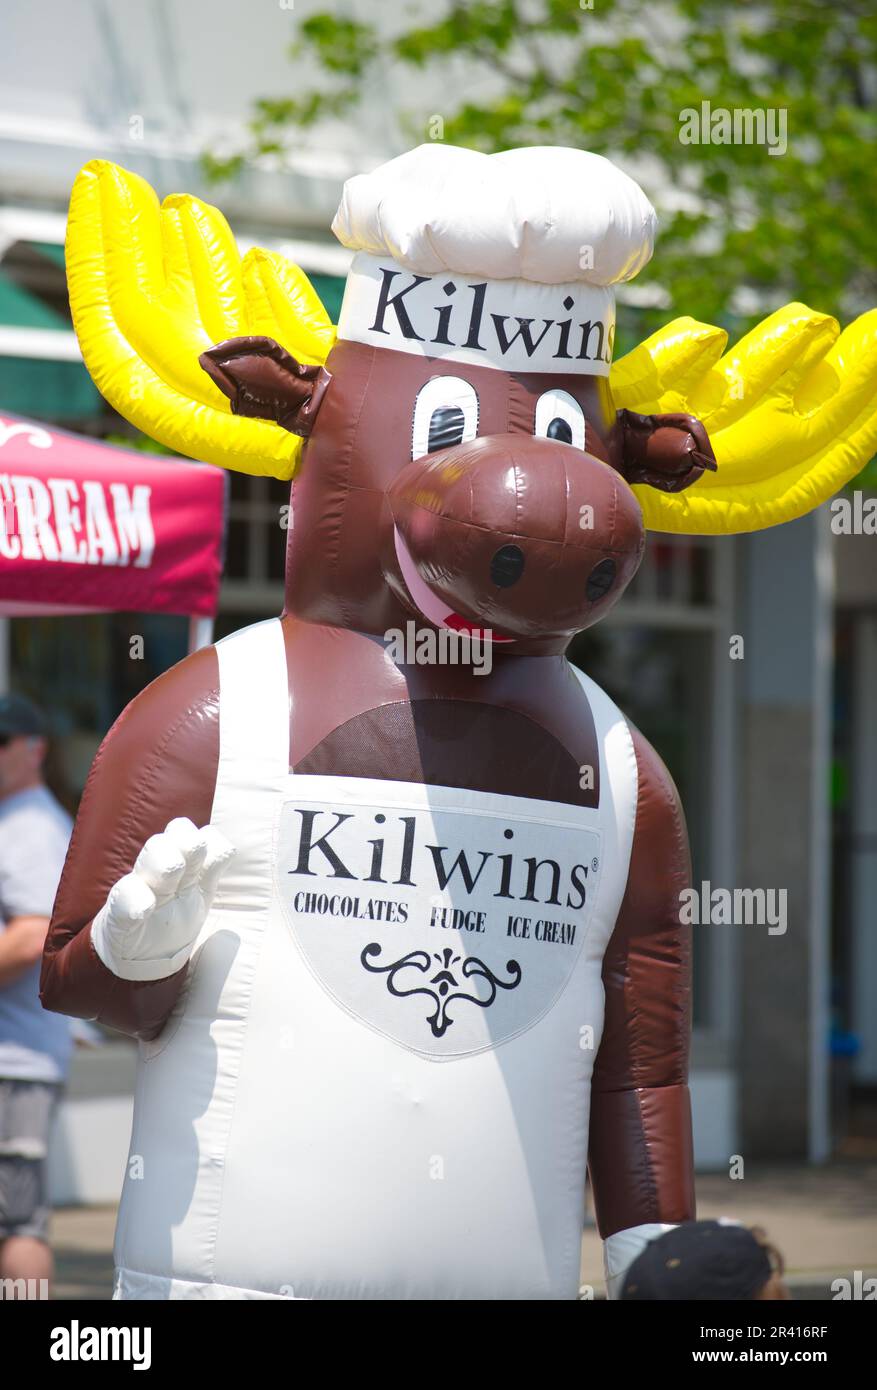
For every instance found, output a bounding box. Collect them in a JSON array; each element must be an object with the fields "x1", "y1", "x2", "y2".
[{"x1": 361, "y1": 943, "x2": 522, "y2": 1039}]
